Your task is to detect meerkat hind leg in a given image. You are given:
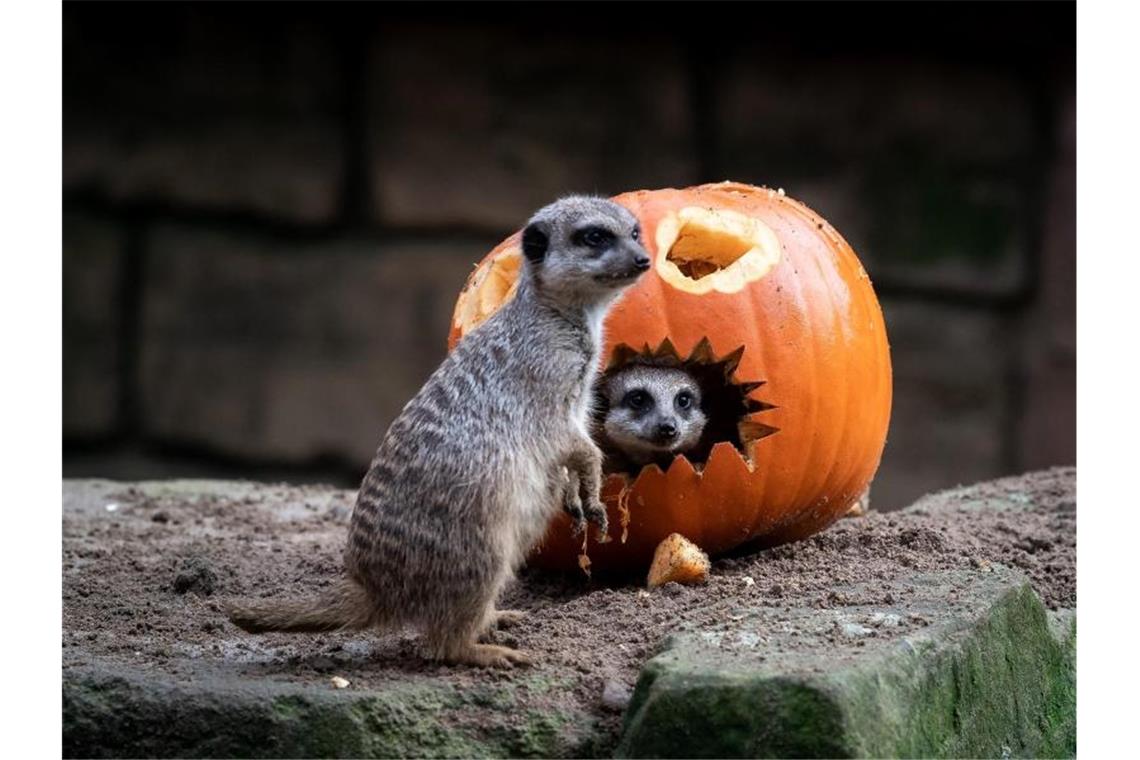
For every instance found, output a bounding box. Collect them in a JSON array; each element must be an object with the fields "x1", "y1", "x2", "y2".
[
  {"x1": 437, "y1": 631, "x2": 533, "y2": 668},
  {"x1": 426, "y1": 591, "x2": 532, "y2": 668},
  {"x1": 476, "y1": 608, "x2": 529, "y2": 643},
  {"x1": 492, "y1": 609, "x2": 527, "y2": 628},
  {"x1": 462, "y1": 643, "x2": 533, "y2": 668}
]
